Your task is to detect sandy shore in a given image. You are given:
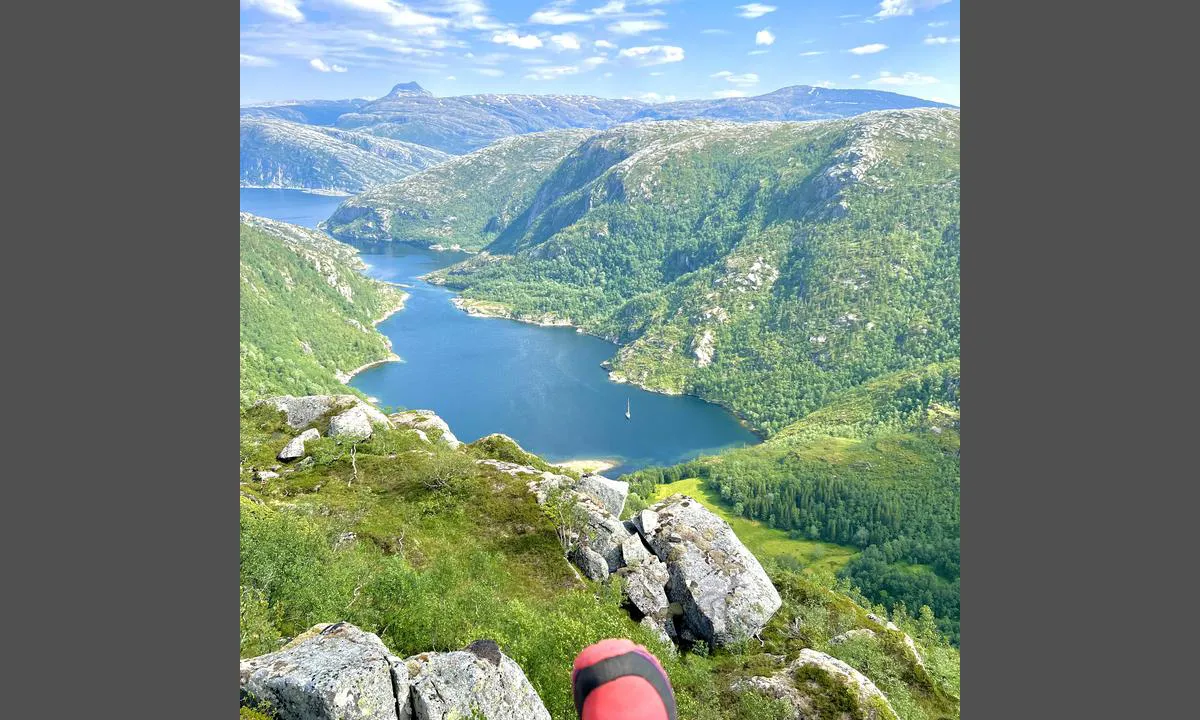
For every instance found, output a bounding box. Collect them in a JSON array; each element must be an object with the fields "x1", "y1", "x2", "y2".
[
  {"x1": 556, "y1": 459, "x2": 618, "y2": 475},
  {"x1": 340, "y1": 353, "x2": 402, "y2": 383}
]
